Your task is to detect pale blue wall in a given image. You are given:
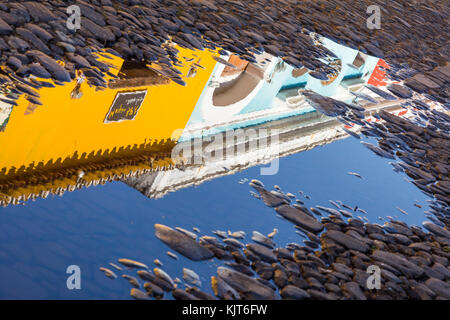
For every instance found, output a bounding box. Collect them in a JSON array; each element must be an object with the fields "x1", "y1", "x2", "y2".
[{"x1": 182, "y1": 36, "x2": 381, "y2": 134}]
